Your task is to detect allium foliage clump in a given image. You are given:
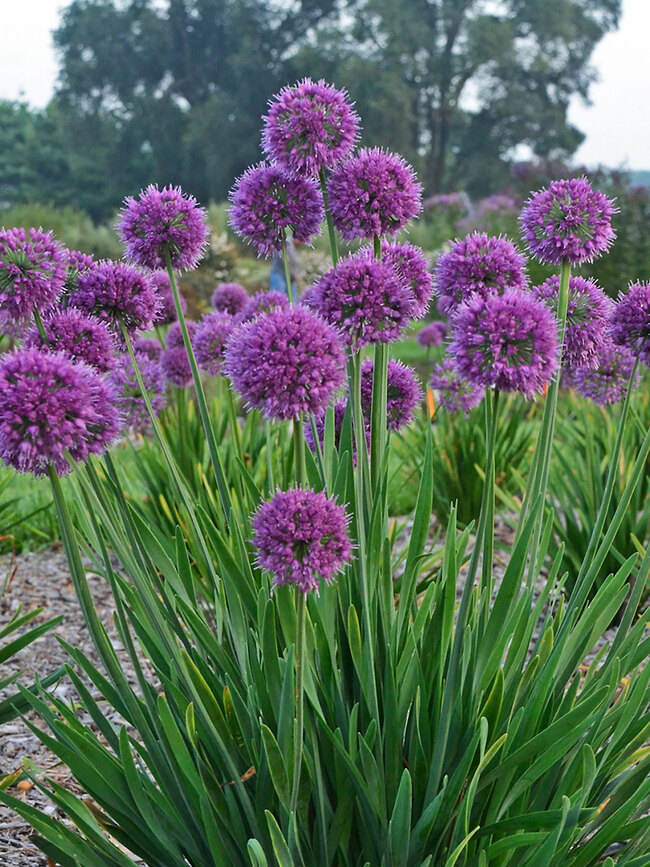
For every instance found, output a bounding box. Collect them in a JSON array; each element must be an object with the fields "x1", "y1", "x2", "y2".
[
  {"x1": 26, "y1": 308, "x2": 116, "y2": 372},
  {"x1": 72, "y1": 261, "x2": 160, "y2": 336},
  {"x1": 361, "y1": 358, "x2": 422, "y2": 431},
  {"x1": 0, "y1": 227, "x2": 66, "y2": 320},
  {"x1": 610, "y1": 280, "x2": 650, "y2": 367}
]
